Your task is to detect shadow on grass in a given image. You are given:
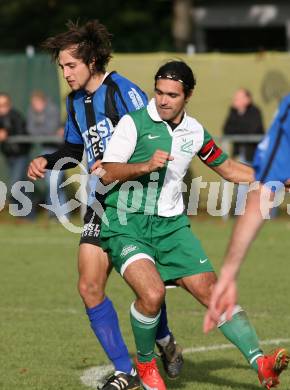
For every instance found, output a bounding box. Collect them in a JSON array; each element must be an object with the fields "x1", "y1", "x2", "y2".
[{"x1": 162, "y1": 357, "x2": 260, "y2": 390}]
